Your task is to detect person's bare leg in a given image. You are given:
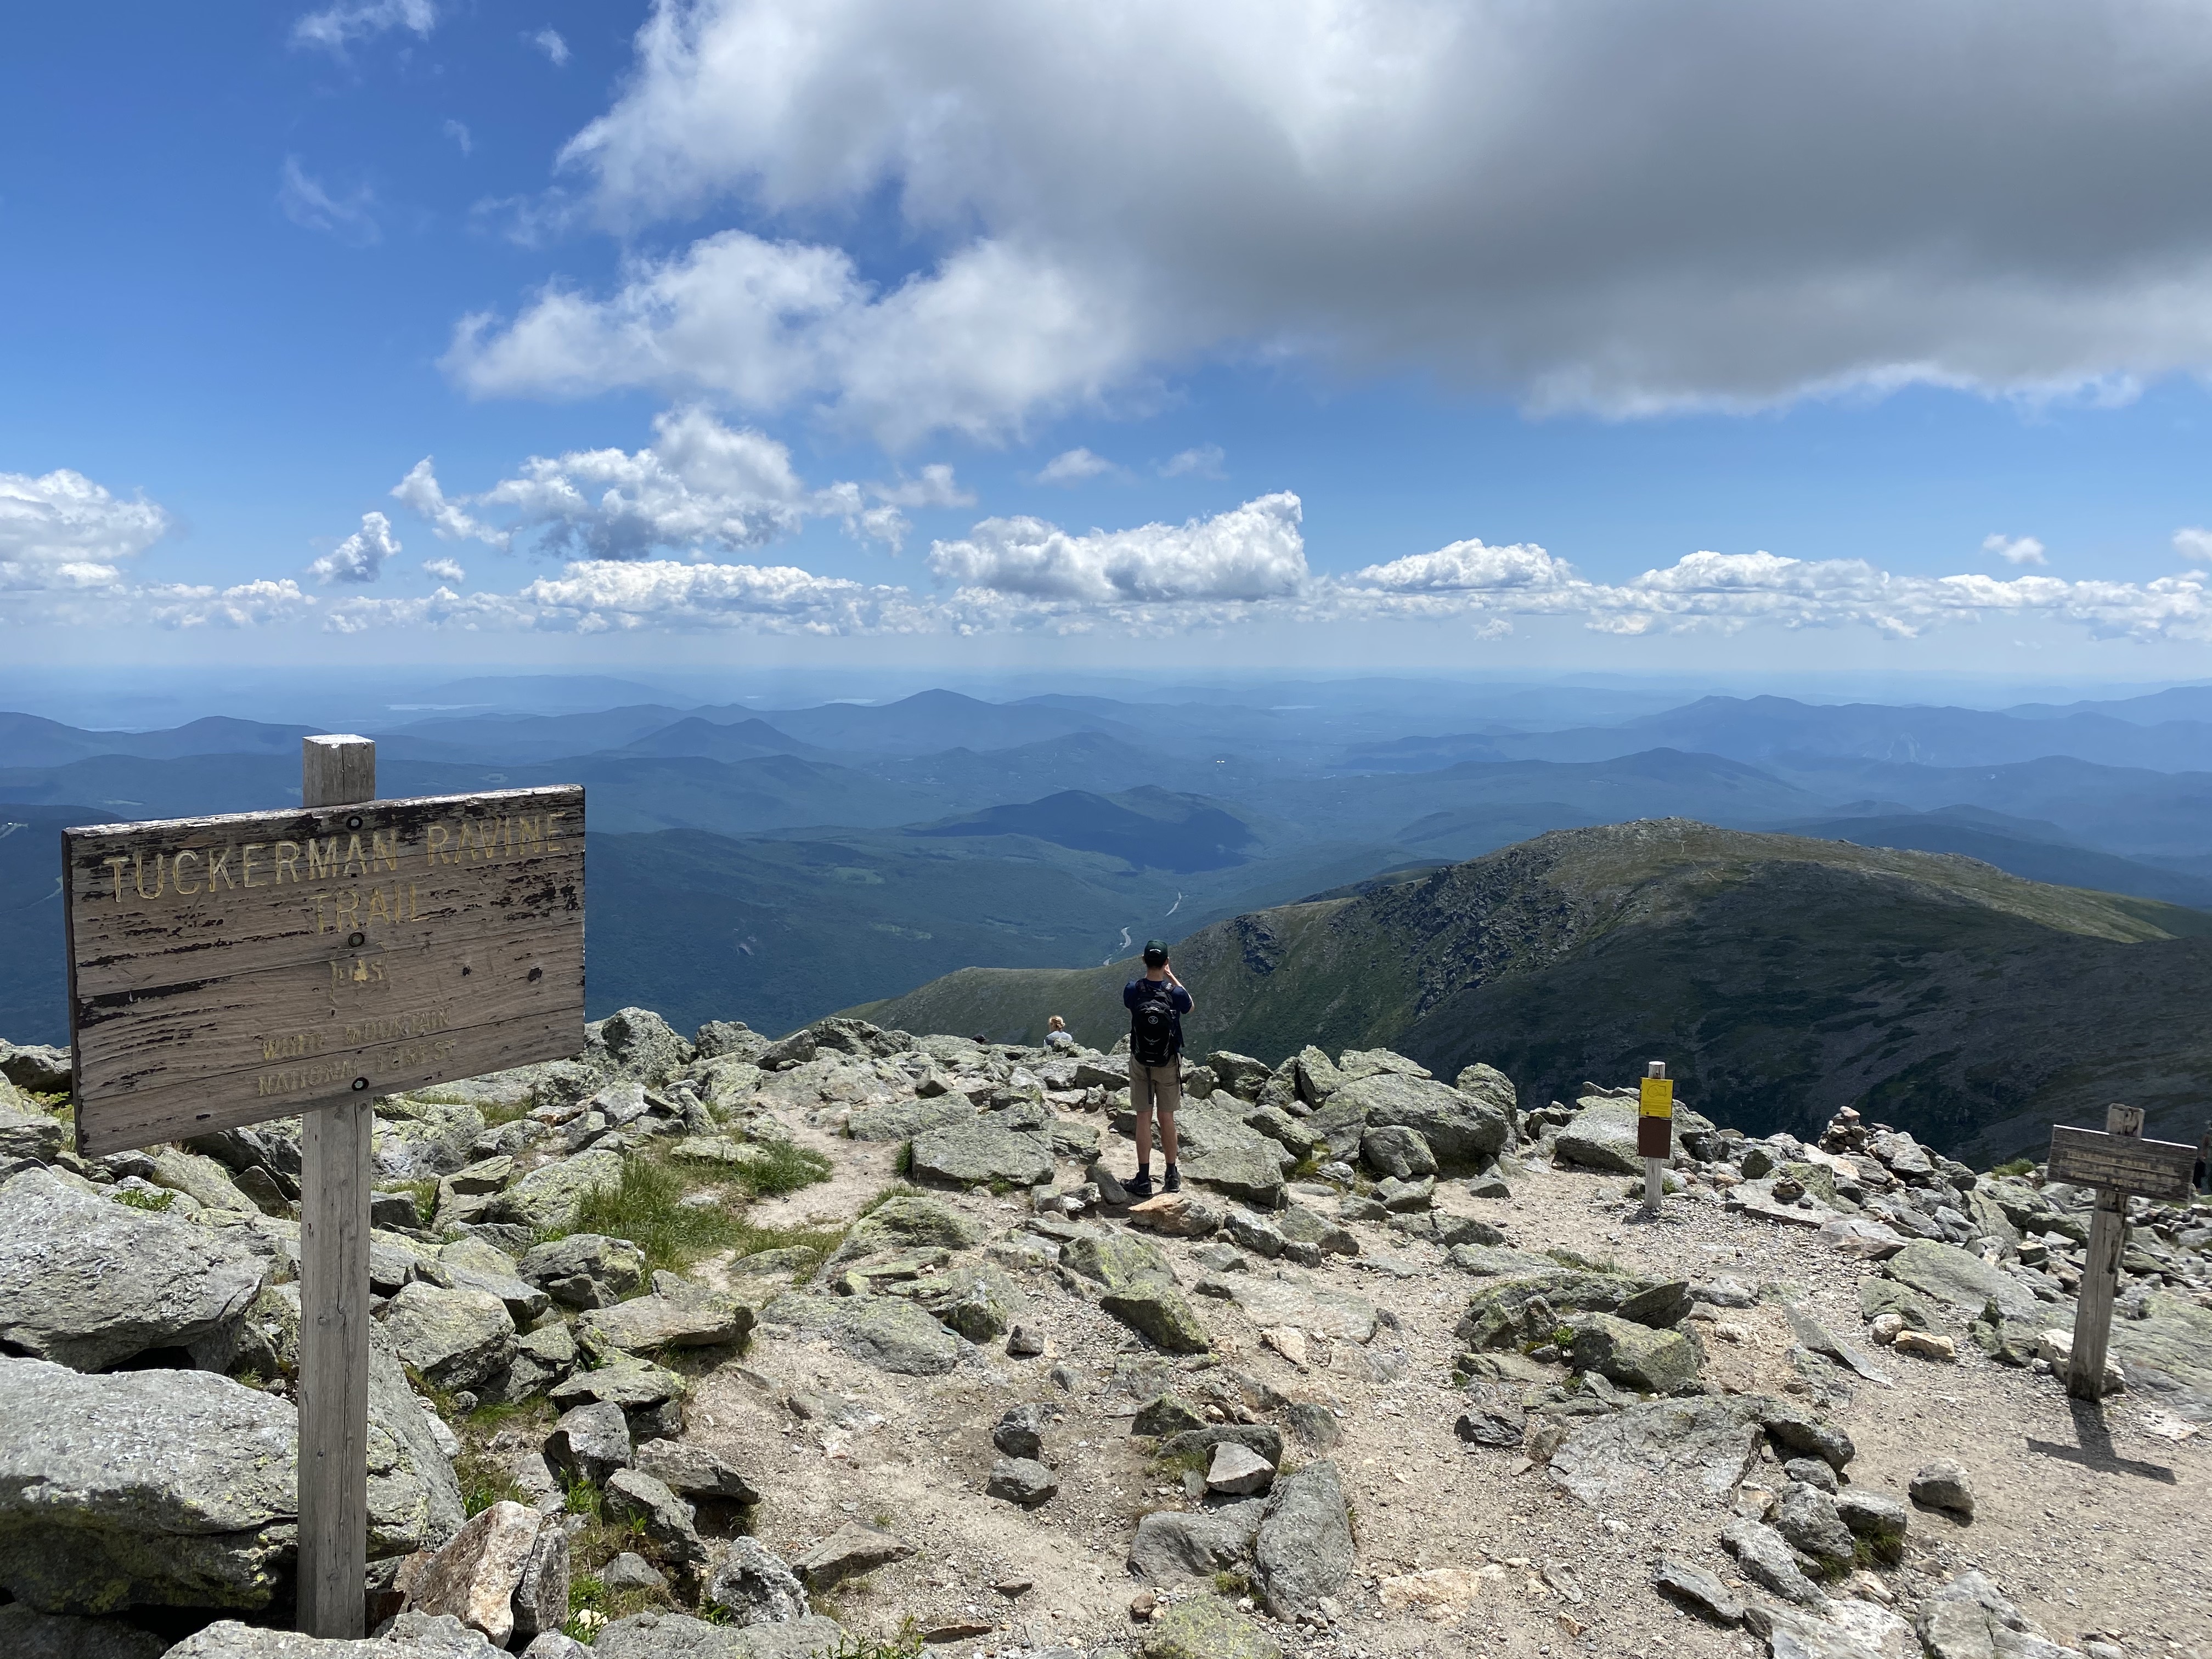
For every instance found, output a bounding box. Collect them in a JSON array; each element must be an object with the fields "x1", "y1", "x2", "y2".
[
  {"x1": 1133, "y1": 1101, "x2": 1153, "y2": 1172},
  {"x1": 1159, "y1": 1109, "x2": 1178, "y2": 1166}
]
